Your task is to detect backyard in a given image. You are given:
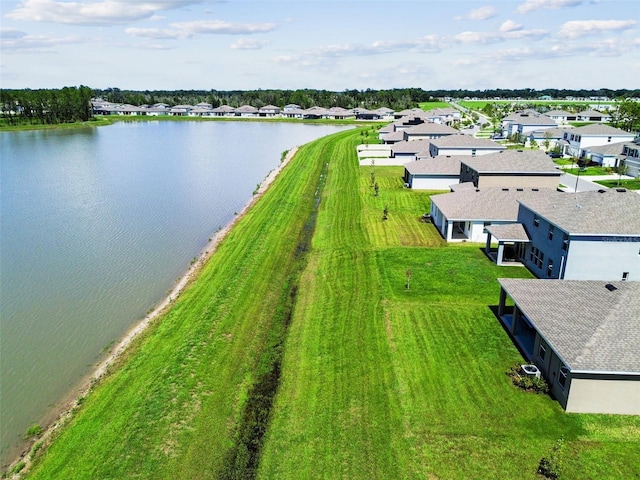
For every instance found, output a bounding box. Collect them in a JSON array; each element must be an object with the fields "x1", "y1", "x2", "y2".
[{"x1": 23, "y1": 128, "x2": 640, "y2": 480}]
